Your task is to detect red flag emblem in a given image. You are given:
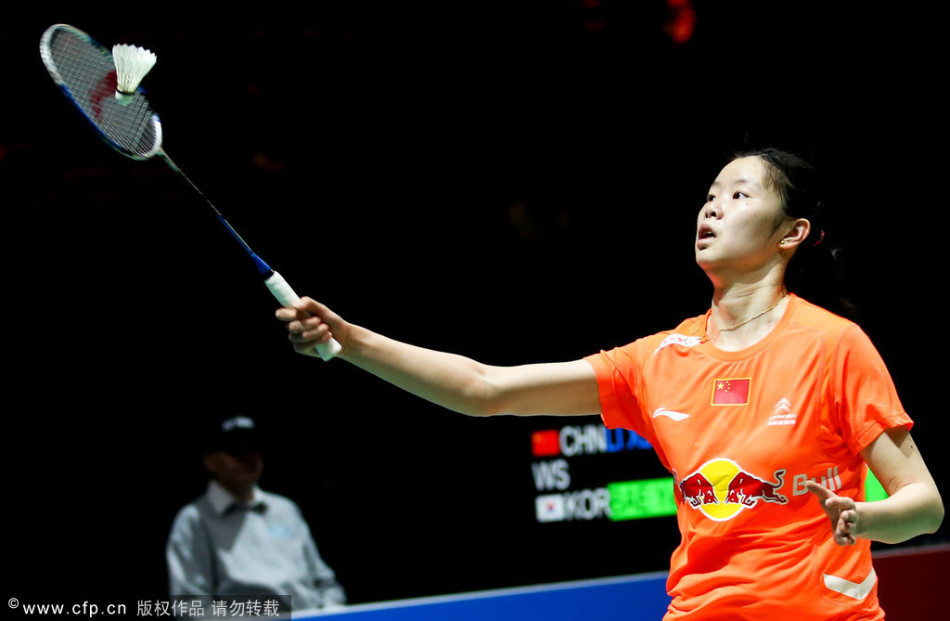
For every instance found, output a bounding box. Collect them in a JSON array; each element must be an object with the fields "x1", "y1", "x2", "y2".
[
  {"x1": 711, "y1": 378, "x2": 750, "y2": 405},
  {"x1": 531, "y1": 430, "x2": 561, "y2": 457}
]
